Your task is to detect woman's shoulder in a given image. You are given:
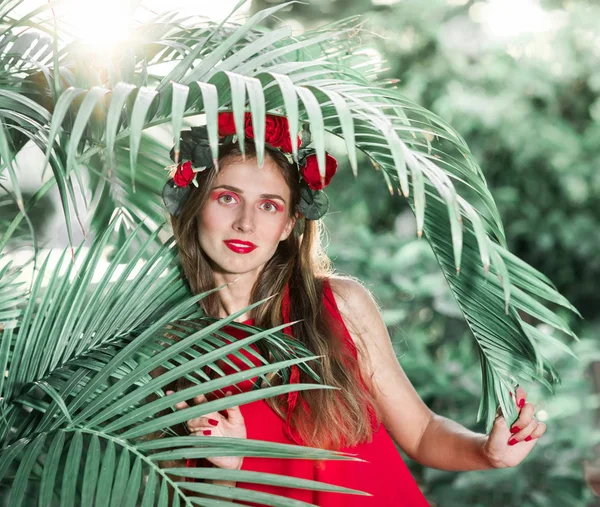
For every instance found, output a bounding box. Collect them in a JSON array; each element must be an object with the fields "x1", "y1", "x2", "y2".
[
  {"x1": 324, "y1": 274, "x2": 377, "y2": 301},
  {"x1": 322, "y1": 275, "x2": 382, "y2": 325},
  {"x1": 322, "y1": 276, "x2": 386, "y2": 380}
]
